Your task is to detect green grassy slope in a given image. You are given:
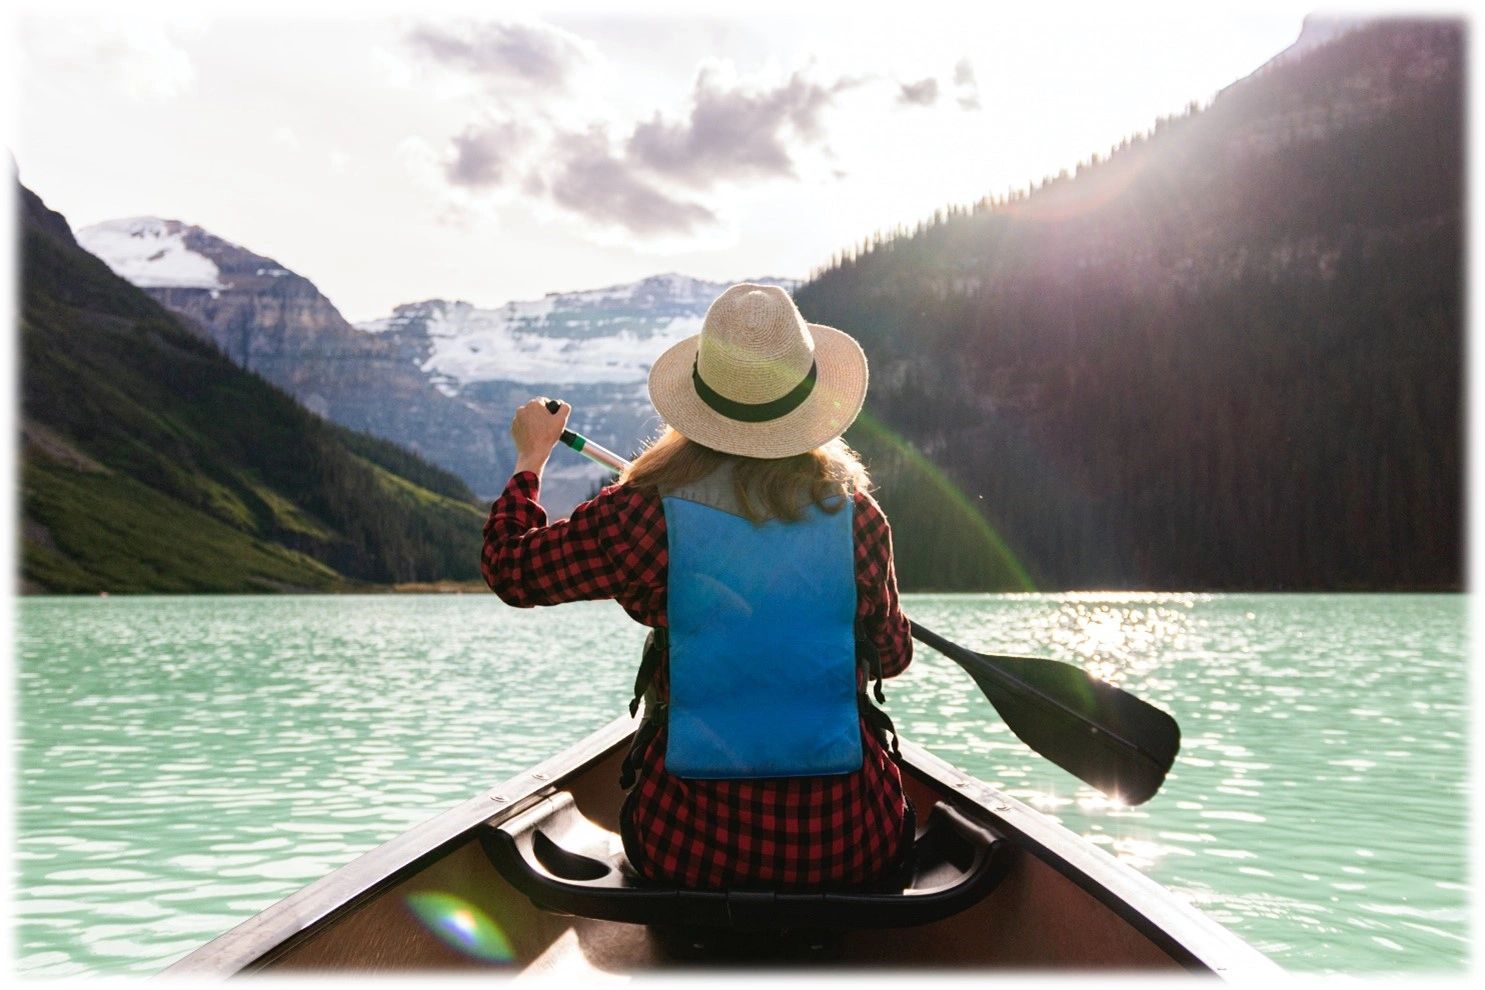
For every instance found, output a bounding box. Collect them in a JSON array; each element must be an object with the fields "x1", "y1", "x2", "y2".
[{"x1": 19, "y1": 182, "x2": 486, "y2": 594}]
